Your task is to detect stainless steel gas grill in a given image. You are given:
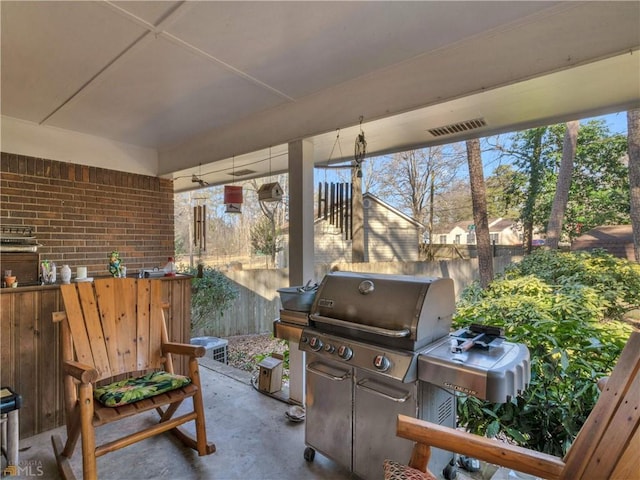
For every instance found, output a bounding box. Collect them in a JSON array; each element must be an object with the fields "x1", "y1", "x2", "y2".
[
  {"x1": 299, "y1": 272, "x2": 531, "y2": 480},
  {"x1": 299, "y1": 272, "x2": 457, "y2": 480}
]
